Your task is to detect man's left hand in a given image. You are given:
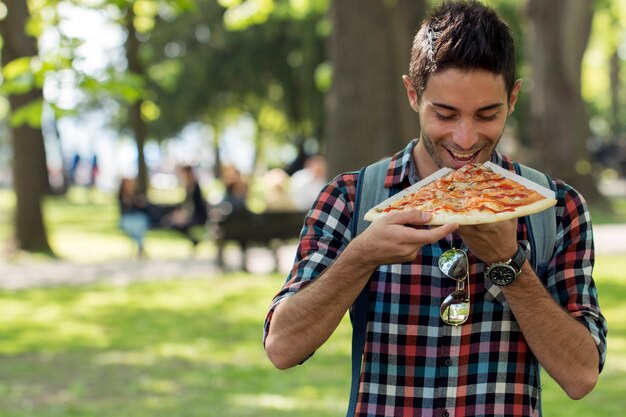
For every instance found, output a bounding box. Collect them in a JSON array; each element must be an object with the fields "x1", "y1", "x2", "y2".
[{"x1": 458, "y1": 219, "x2": 518, "y2": 264}]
